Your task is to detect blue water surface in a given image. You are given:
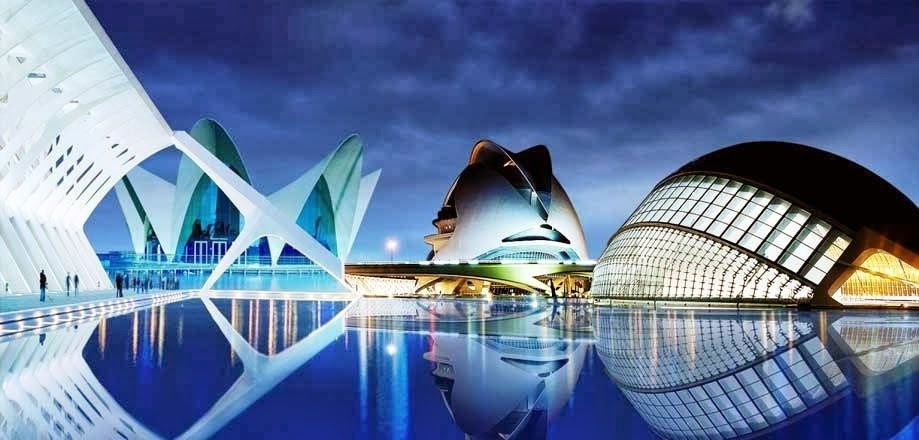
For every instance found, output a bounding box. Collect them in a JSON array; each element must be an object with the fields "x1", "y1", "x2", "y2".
[{"x1": 3, "y1": 296, "x2": 916, "y2": 439}]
